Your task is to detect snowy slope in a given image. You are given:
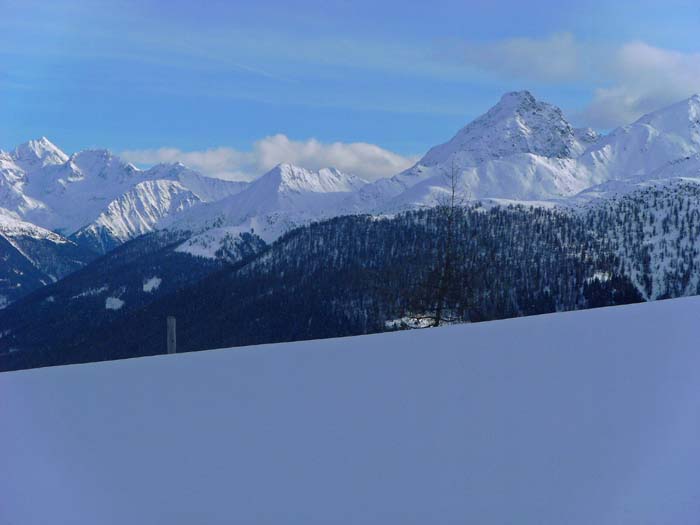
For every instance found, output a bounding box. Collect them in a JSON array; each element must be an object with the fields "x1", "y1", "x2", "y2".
[
  {"x1": 142, "y1": 162, "x2": 248, "y2": 202},
  {"x1": 384, "y1": 154, "x2": 585, "y2": 210},
  {"x1": 4, "y1": 91, "x2": 700, "y2": 278},
  {"x1": 16, "y1": 148, "x2": 144, "y2": 233},
  {"x1": 344, "y1": 91, "x2": 700, "y2": 212},
  {"x1": 2, "y1": 297, "x2": 700, "y2": 524},
  {"x1": 173, "y1": 163, "x2": 367, "y2": 255},
  {"x1": 158, "y1": 91, "x2": 700, "y2": 258},
  {"x1": 341, "y1": 91, "x2": 602, "y2": 211},
  {"x1": 578, "y1": 178, "x2": 700, "y2": 300},
  {"x1": 579, "y1": 94, "x2": 700, "y2": 180},
  {"x1": 71, "y1": 180, "x2": 201, "y2": 253},
  {"x1": 0, "y1": 212, "x2": 95, "y2": 305},
  {"x1": 6, "y1": 136, "x2": 69, "y2": 170},
  {"x1": 0, "y1": 139, "x2": 247, "y2": 239},
  {"x1": 0, "y1": 210, "x2": 69, "y2": 243},
  {"x1": 5, "y1": 92, "x2": 700, "y2": 250},
  {"x1": 418, "y1": 90, "x2": 596, "y2": 166}
]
